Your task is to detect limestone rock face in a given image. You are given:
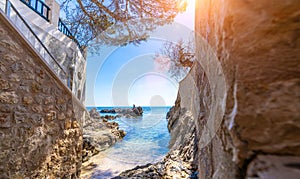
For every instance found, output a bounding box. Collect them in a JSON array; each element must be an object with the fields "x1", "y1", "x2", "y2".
[
  {"x1": 193, "y1": 0, "x2": 300, "y2": 178},
  {"x1": 247, "y1": 155, "x2": 300, "y2": 179}
]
